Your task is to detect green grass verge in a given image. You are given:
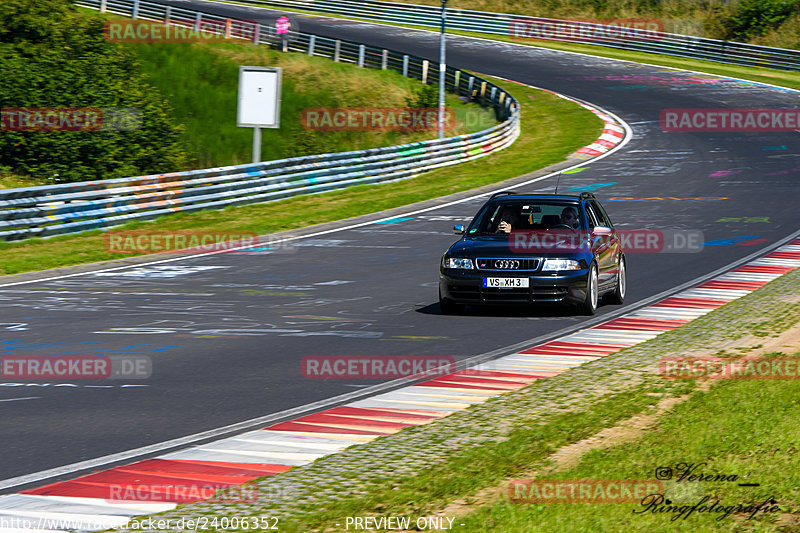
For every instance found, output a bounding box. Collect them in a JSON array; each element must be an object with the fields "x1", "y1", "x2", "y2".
[
  {"x1": 0, "y1": 77, "x2": 601, "y2": 275},
  {"x1": 269, "y1": 389, "x2": 682, "y2": 532},
  {"x1": 241, "y1": 4, "x2": 800, "y2": 92},
  {"x1": 237, "y1": 261, "x2": 799, "y2": 532},
  {"x1": 459, "y1": 367, "x2": 800, "y2": 532}
]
